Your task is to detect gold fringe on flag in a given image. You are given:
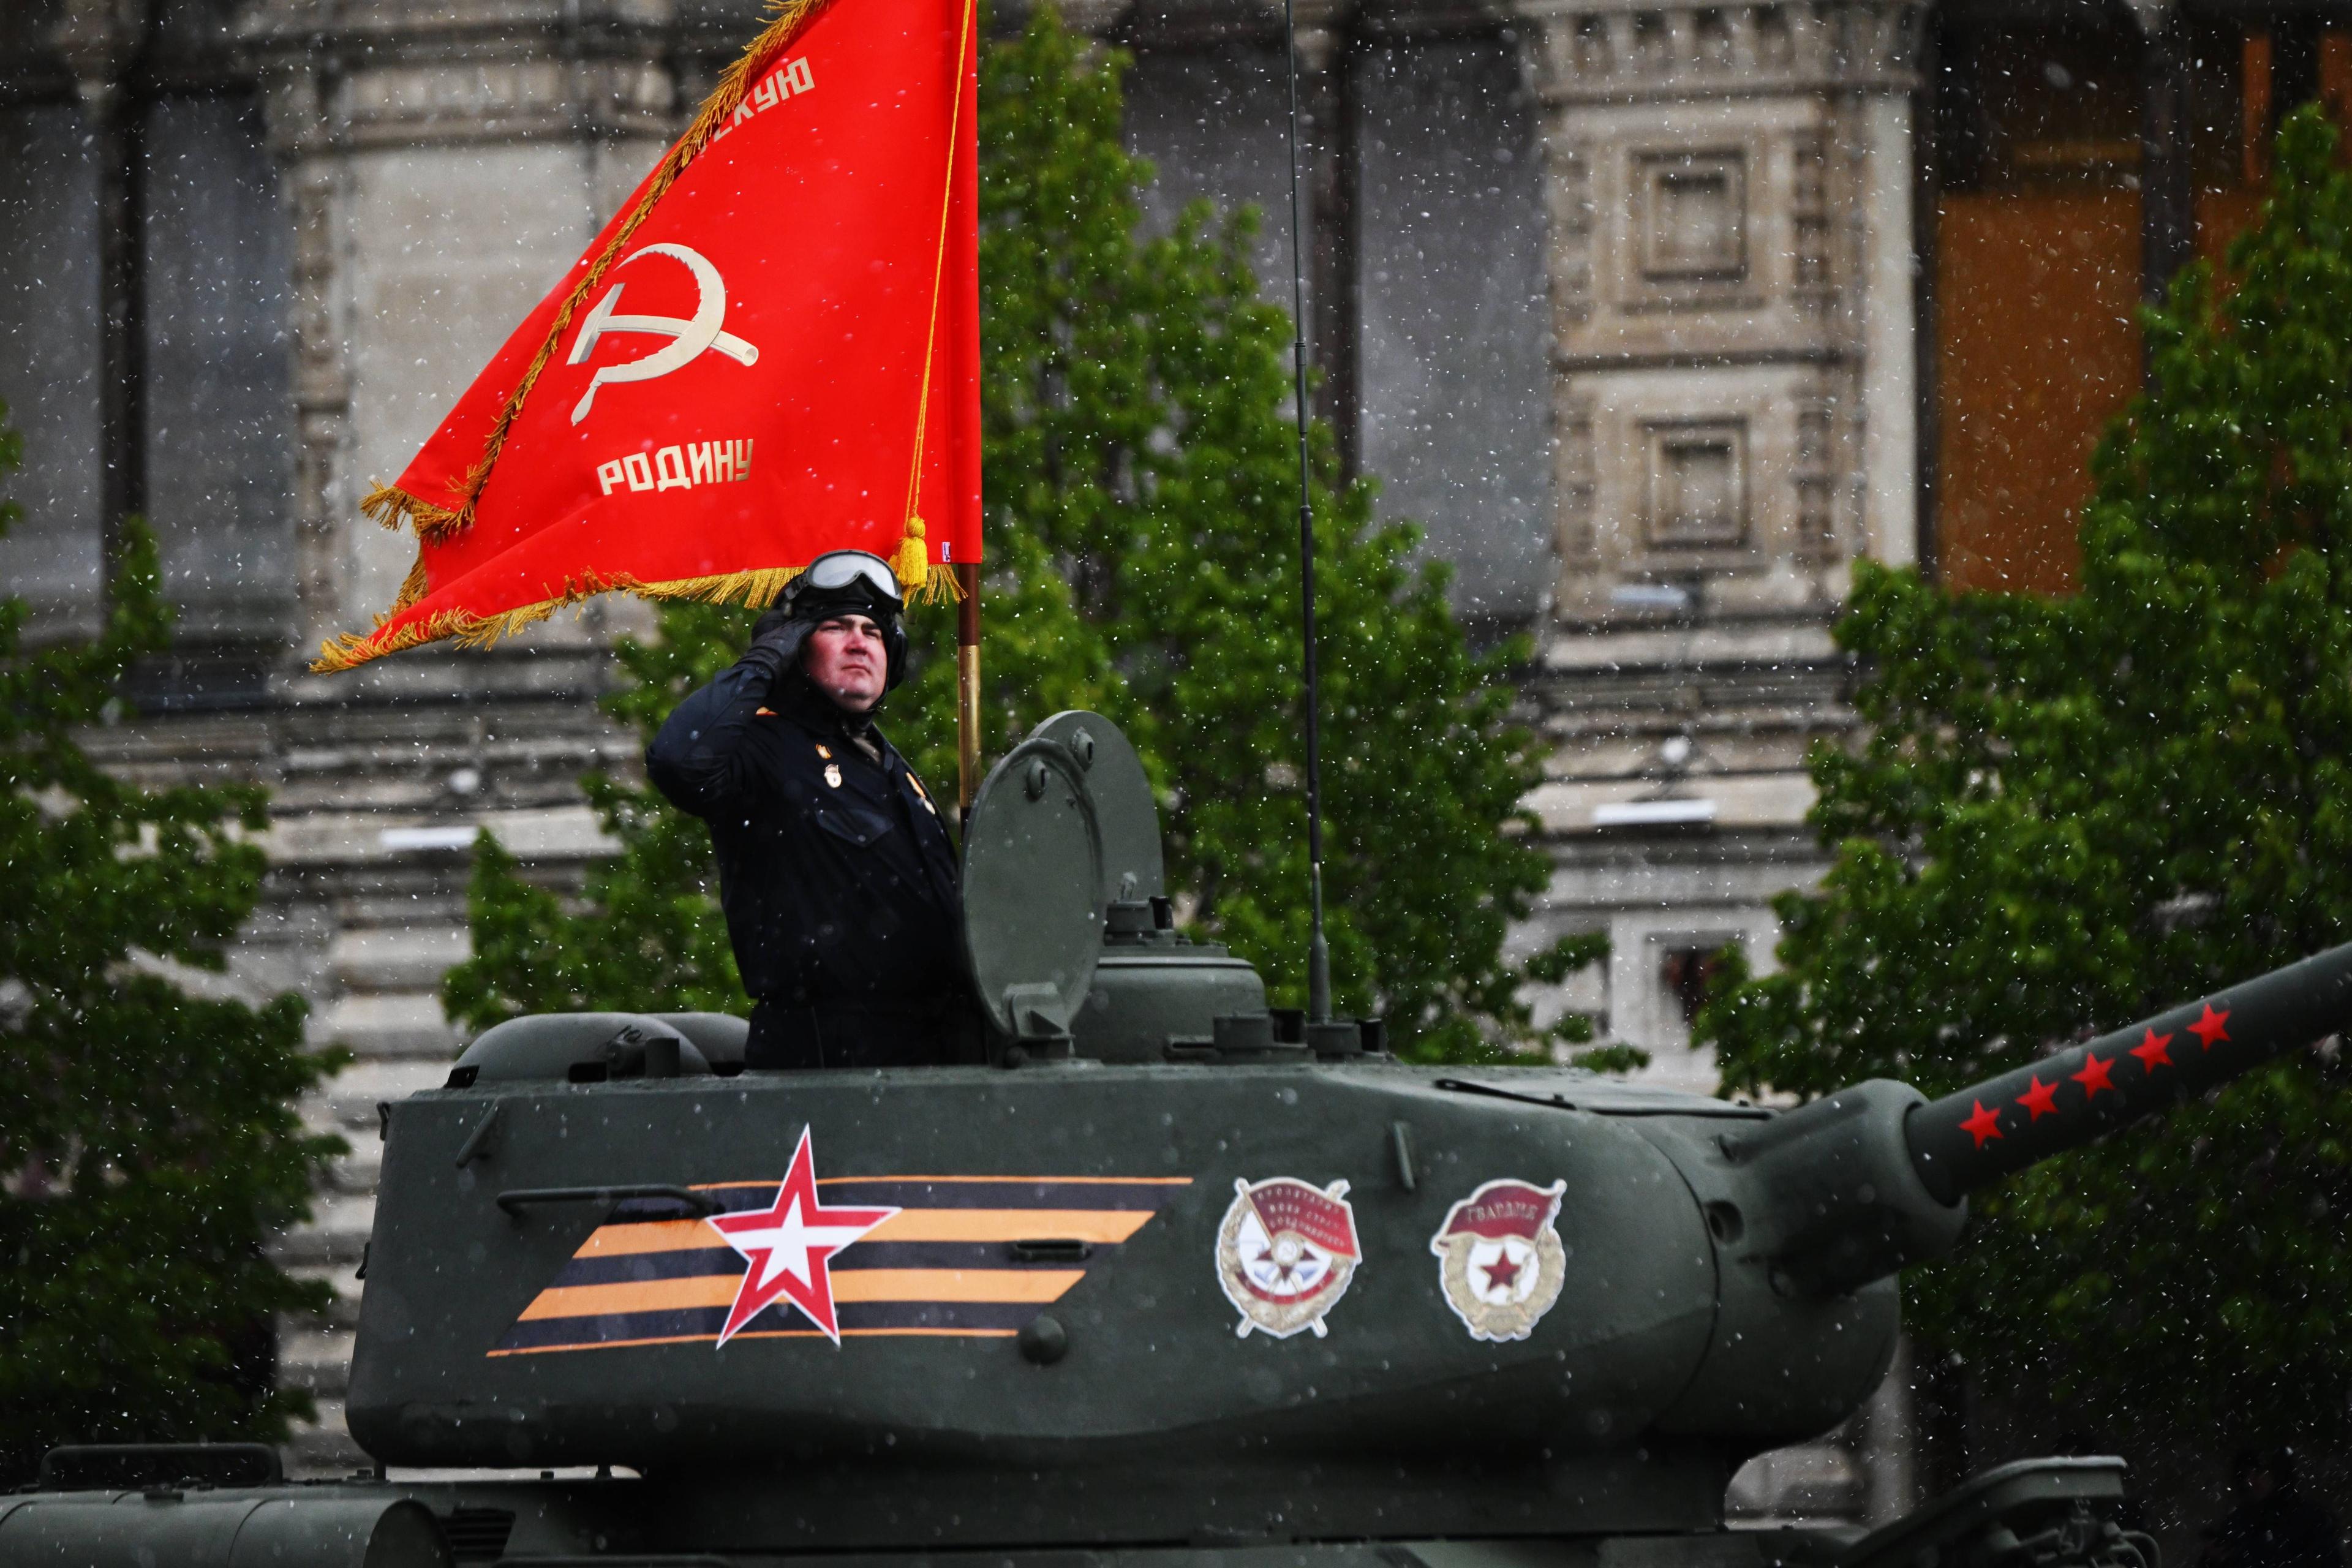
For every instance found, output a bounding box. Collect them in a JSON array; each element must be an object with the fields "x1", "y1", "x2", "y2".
[
  {"x1": 308, "y1": 559, "x2": 962, "y2": 674},
  {"x1": 360, "y1": 481, "x2": 461, "y2": 538},
  {"x1": 390, "y1": 554, "x2": 432, "y2": 614}
]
